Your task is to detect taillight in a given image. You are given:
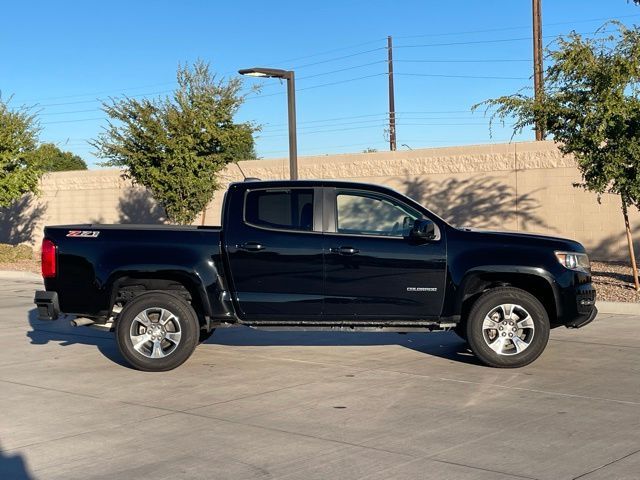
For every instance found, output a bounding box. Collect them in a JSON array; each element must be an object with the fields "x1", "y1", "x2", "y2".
[{"x1": 41, "y1": 239, "x2": 57, "y2": 278}]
